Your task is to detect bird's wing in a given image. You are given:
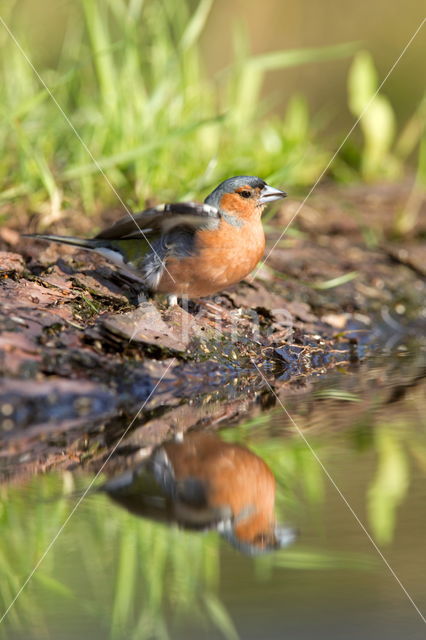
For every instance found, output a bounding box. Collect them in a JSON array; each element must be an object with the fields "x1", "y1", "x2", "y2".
[{"x1": 95, "y1": 202, "x2": 220, "y2": 240}]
